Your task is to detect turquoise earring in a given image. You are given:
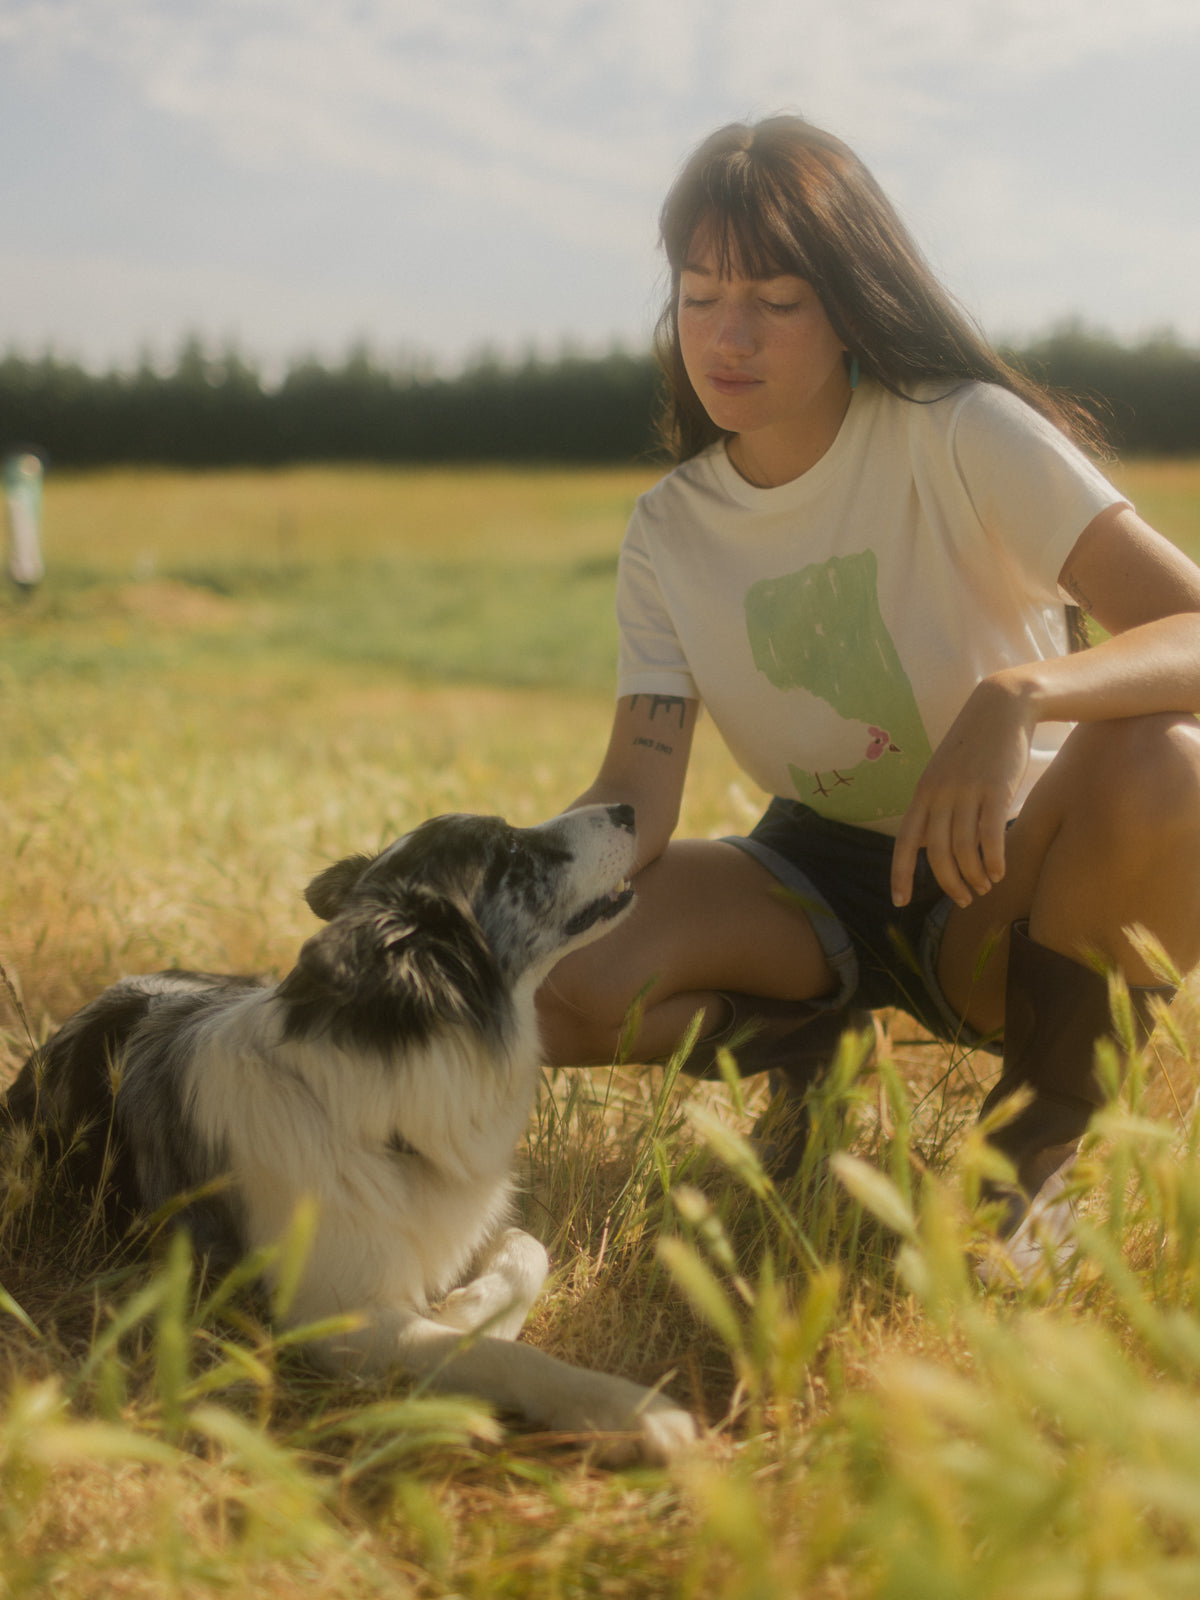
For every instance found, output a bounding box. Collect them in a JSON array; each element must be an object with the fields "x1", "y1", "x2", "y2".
[{"x1": 848, "y1": 354, "x2": 861, "y2": 390}]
